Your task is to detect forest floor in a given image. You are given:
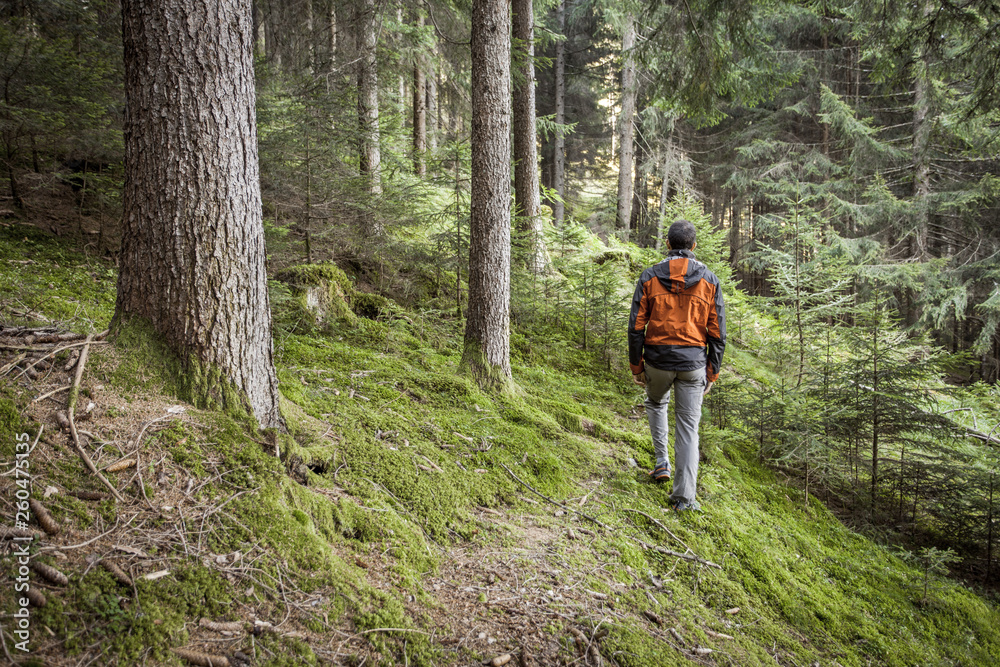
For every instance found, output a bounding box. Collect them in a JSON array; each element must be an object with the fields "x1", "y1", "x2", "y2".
[
  {"x1": 2, "y1": 342, "x2": 719, "y2": 667},
  {"x1": 3, "y1": 194, "x2": 1000, "y2": 667}
]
